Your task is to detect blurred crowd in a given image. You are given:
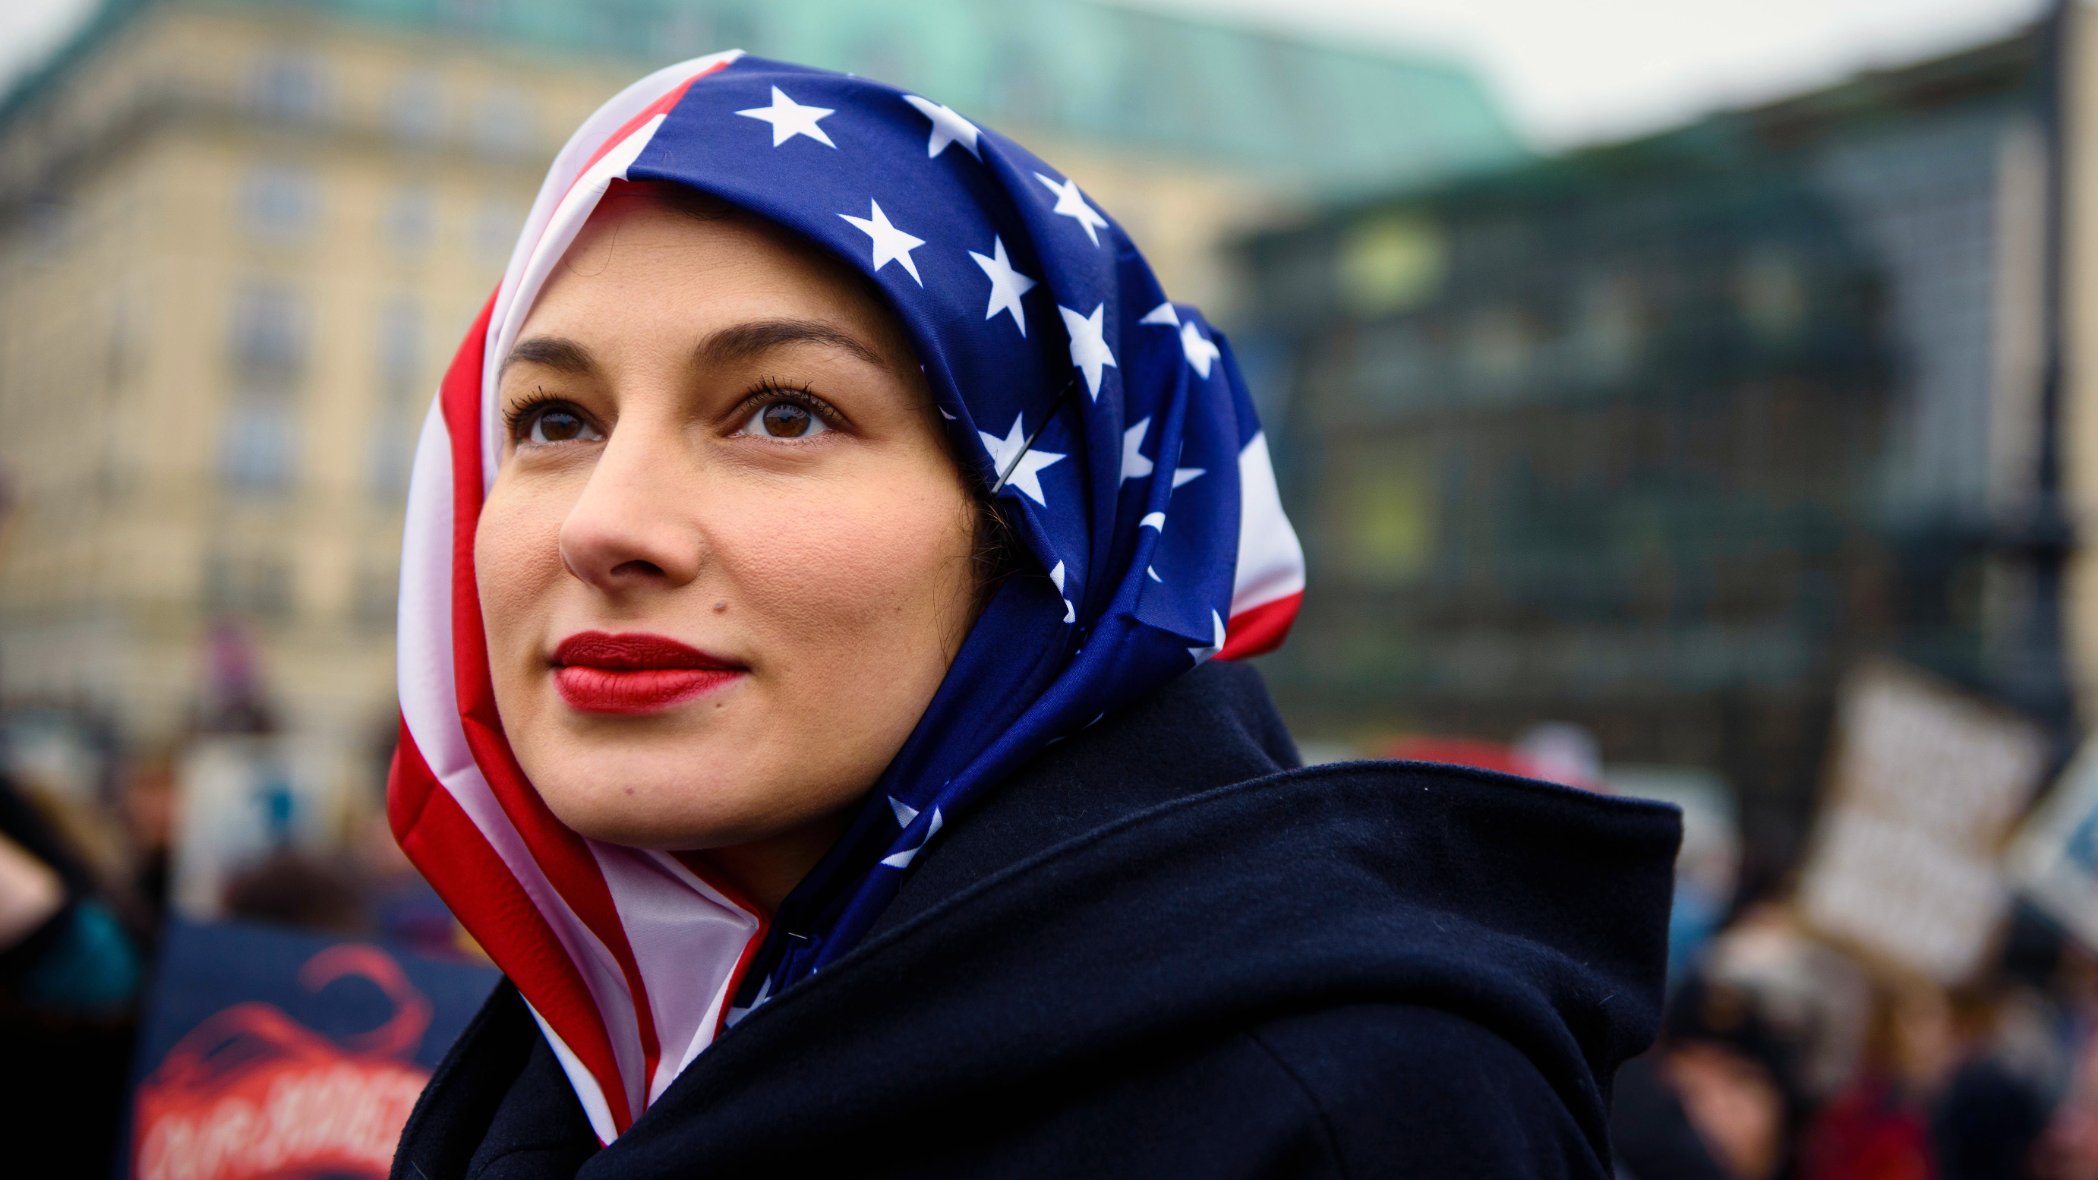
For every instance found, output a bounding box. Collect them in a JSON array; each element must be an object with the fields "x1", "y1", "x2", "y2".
[
  {"x1": 1619, "y1": 860, "x2": 2098, "y2": 1180},
  {"x1": 0, "y1": 711, "x2": 454, "y2": 1172},
  {"x1": 4, "y1": 705, "x2": 2098, "y2": 1180}
]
